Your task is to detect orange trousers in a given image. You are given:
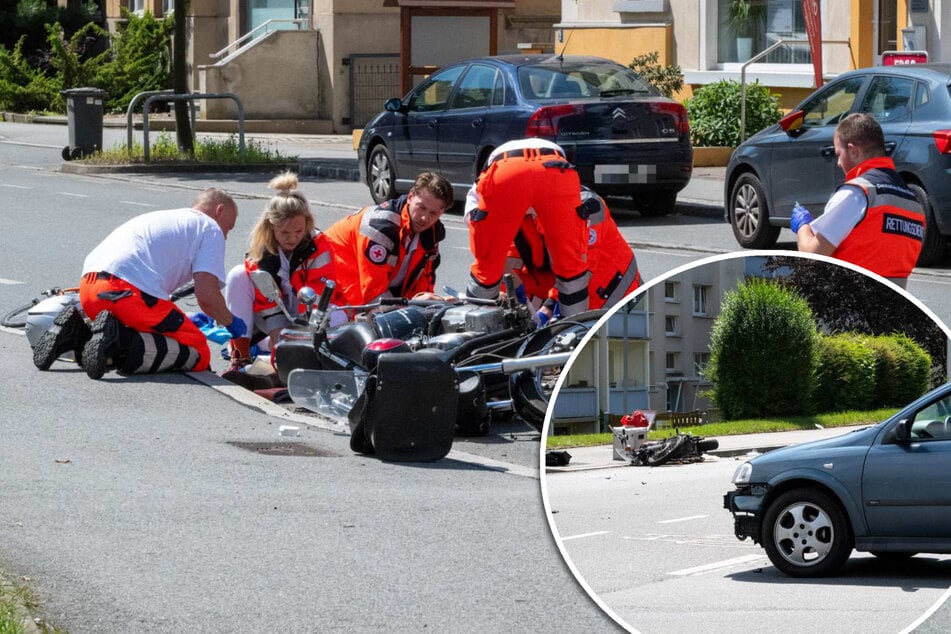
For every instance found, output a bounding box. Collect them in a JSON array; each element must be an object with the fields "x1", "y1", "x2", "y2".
[
  {"x1": 80, "y1": 272, "x2": 210, "y2": 372},
  {"x1": 468, "y1": 151, "x2": 588, "y2": 311}
]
